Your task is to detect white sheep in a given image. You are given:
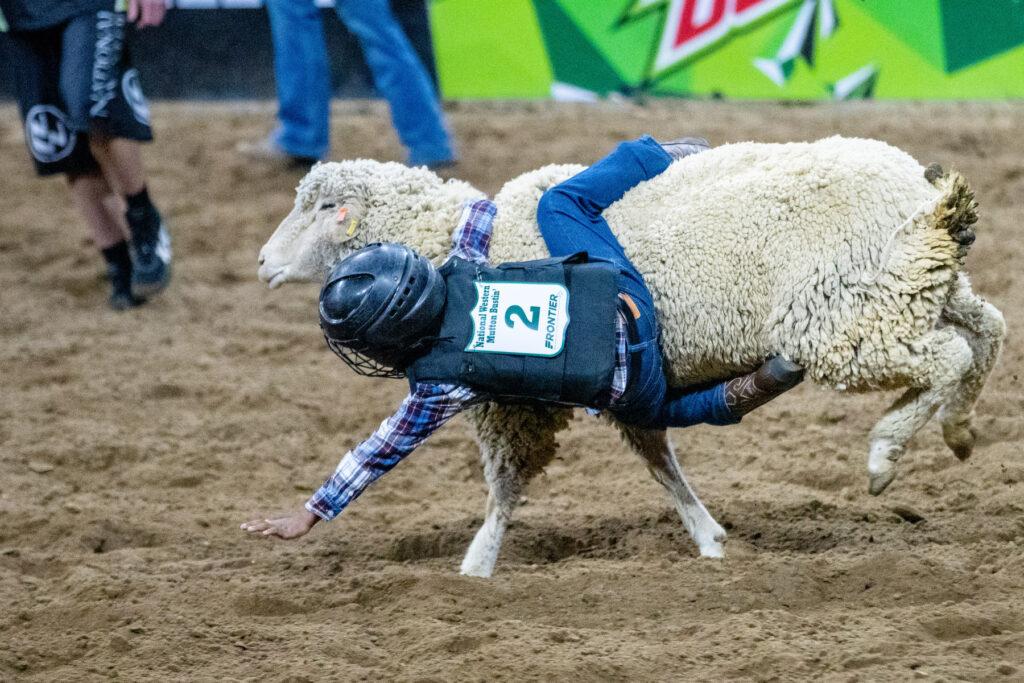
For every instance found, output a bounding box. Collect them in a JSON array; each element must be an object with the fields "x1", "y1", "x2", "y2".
[{"x1": 257, "y1": 136, "x2": 1005, "y2": 577}]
